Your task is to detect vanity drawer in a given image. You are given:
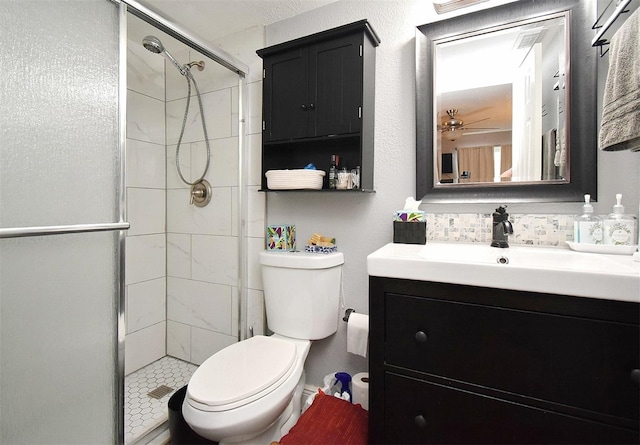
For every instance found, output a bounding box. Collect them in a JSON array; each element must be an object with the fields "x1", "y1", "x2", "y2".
[
  {"x1": 385, "y1": 294, "x2": 640, "y2": 422},
  {"x1": 383, "y1": 372, "x2": 639, "y2": 444}
]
